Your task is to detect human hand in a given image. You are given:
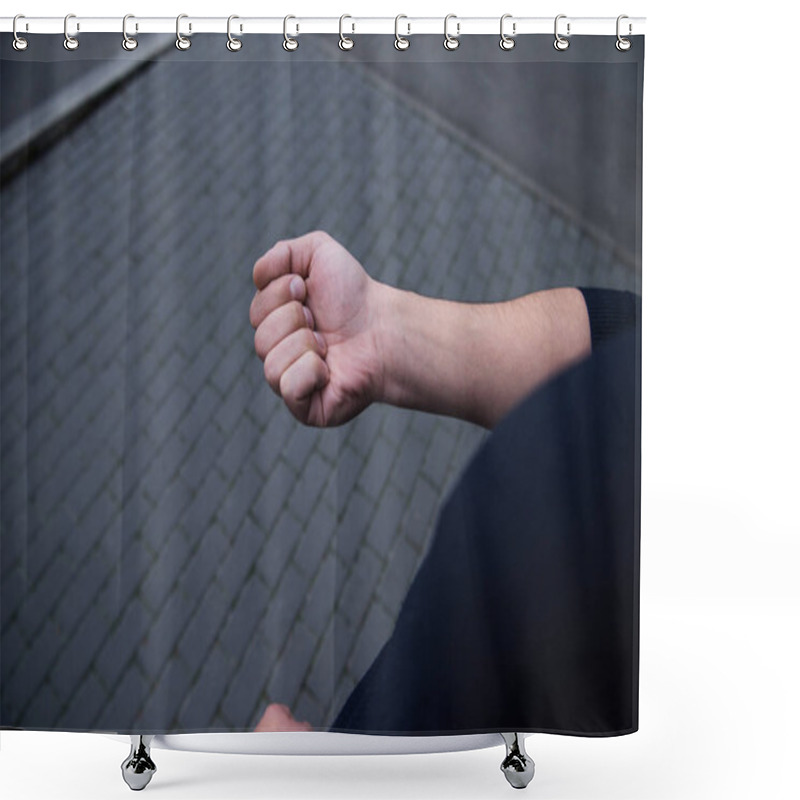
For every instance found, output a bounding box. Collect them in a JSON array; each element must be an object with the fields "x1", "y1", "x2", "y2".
[
  {"x1": 251, "y1": 232, "x2": 592, "y2": 430},
  {"x1": 254, "y1": 702, "x2": 312, "y2": 732},
  {"x1": 250, "y1": 231, "x2": 386, "y2": 427}
]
